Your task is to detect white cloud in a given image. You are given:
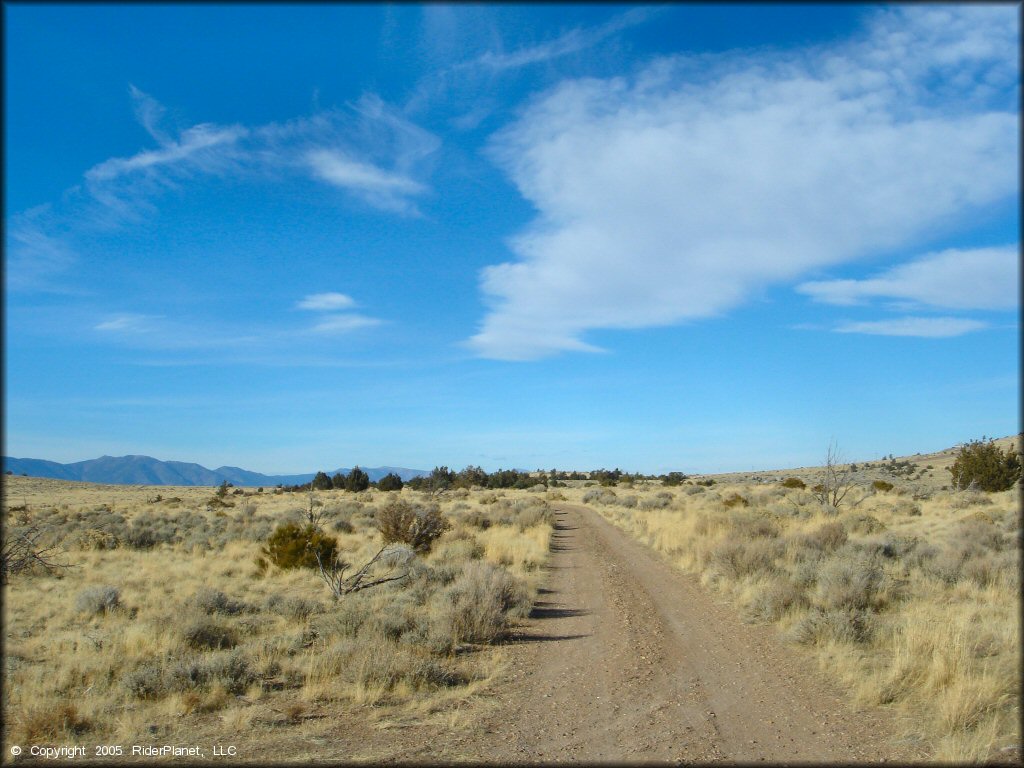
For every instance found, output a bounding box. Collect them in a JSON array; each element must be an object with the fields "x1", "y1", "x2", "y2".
[
  {"x1": 834, "y1": 317, "x2": 988, "y2": 338},
  {"x1": 797, "y1": 246, "x2": 1019, "y2": 310},
  {"x1": 468, "y1": 5, "x2": 1019, "y2": 360},
  {"x1": 296, "y1": 292, "x2": 357, "y2": 311},
  {"x1": 310, "y1": 314, "x2": 381, "y2": 334}
]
